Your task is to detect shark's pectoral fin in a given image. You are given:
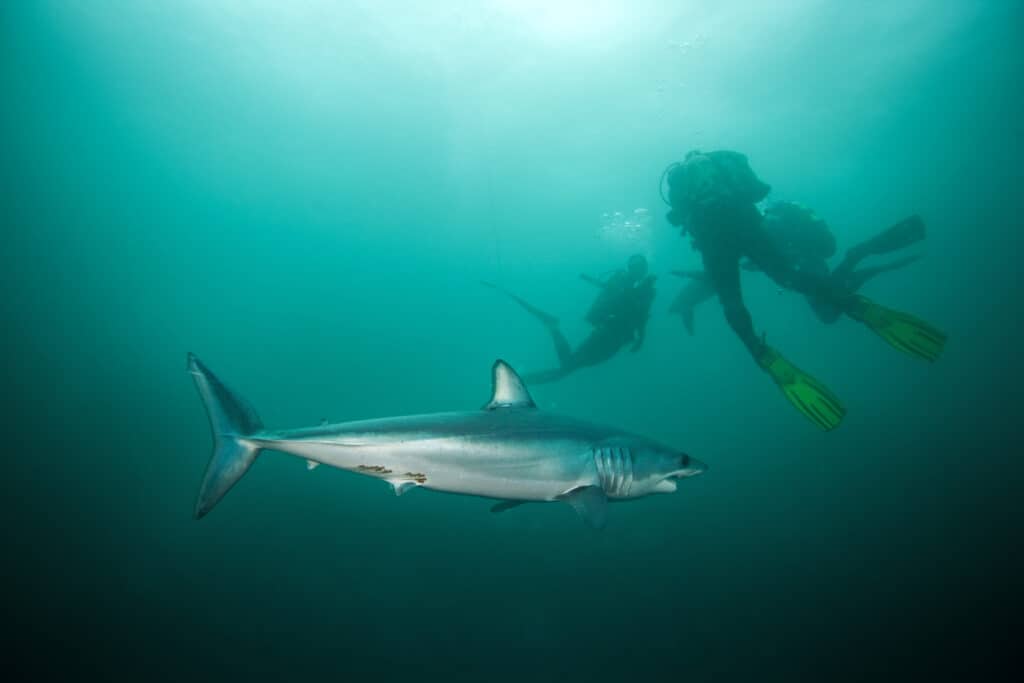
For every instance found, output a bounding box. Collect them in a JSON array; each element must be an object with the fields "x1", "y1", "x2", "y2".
[
  {"x1": 490, "y1": 500, "x2": 526, "y2": 514},
  {"x1": 558, "y1": 486, "x2": 608, "y2": 529}
]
